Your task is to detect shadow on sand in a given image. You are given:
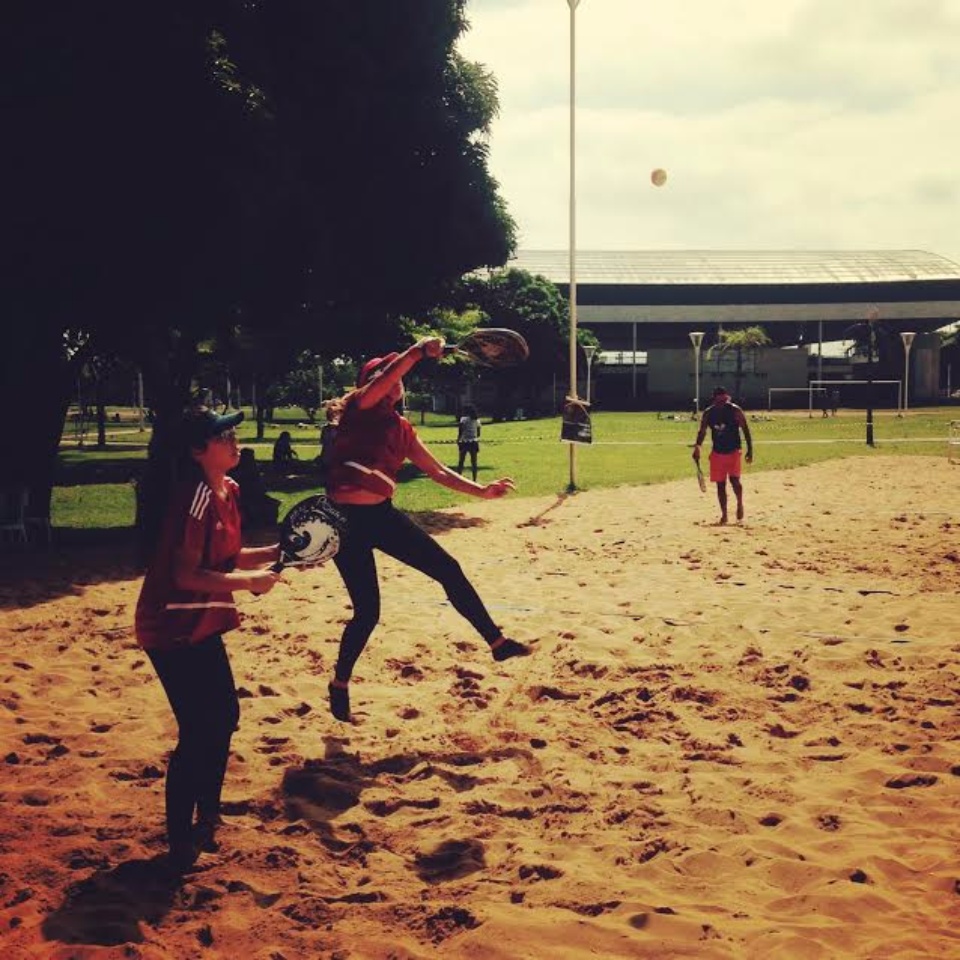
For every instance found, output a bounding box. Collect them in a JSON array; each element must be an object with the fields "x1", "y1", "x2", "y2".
[
  {"x1": 41, "y1": 855, "x2": 184, "y2": 946},
  {"x1": 280, "y1": 737, "x2": 533, "y2": 882}
]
